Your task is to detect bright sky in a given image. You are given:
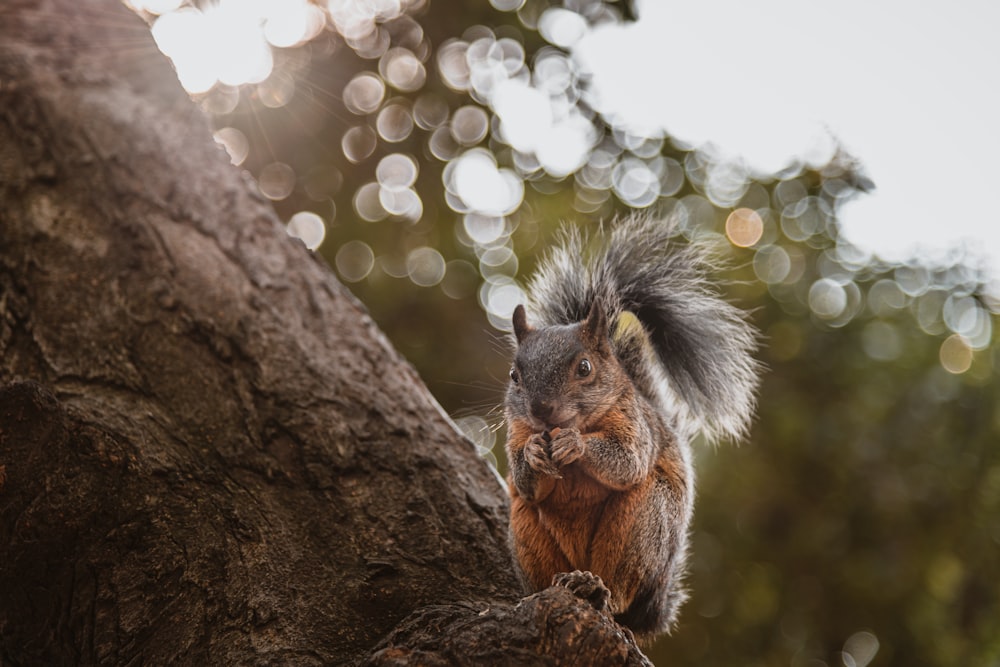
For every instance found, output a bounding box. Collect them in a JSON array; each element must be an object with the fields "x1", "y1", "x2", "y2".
[
  {"x1": 576, "y1": 0, "x2": 1000, "y2": 281},
  {"x1": 144, "y1": 0, "x2": 1000, "y2": 294}
]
